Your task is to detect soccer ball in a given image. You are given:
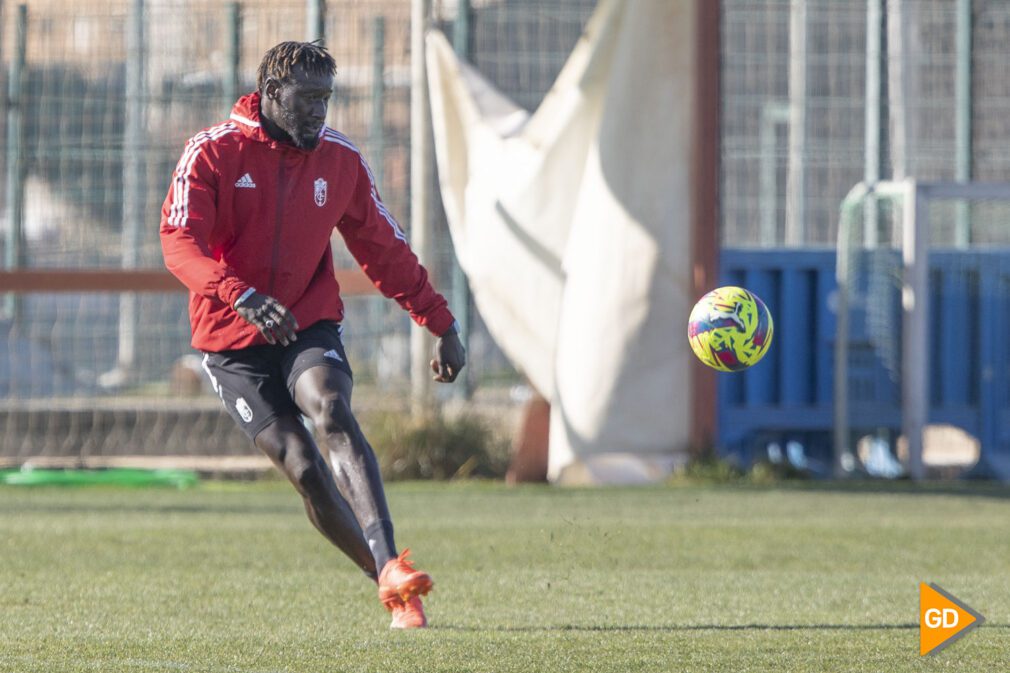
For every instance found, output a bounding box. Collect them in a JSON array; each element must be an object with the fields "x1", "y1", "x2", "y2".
[{"x1": 687, "y1": 286, "x2": 774, "y2": 372}]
